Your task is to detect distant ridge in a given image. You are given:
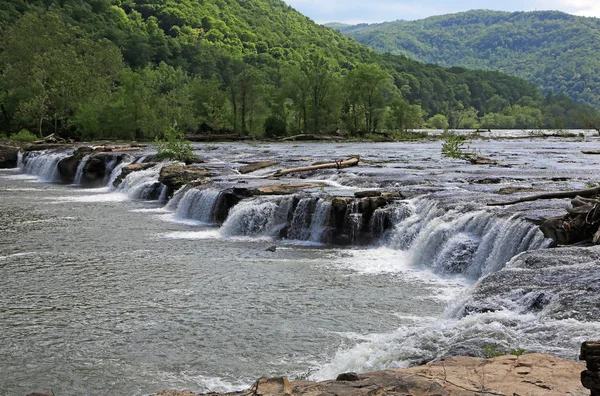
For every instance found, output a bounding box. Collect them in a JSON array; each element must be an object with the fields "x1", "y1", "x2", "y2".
[{"x1": 327, "y1": 9, "x2": 600, "y2": 107}]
